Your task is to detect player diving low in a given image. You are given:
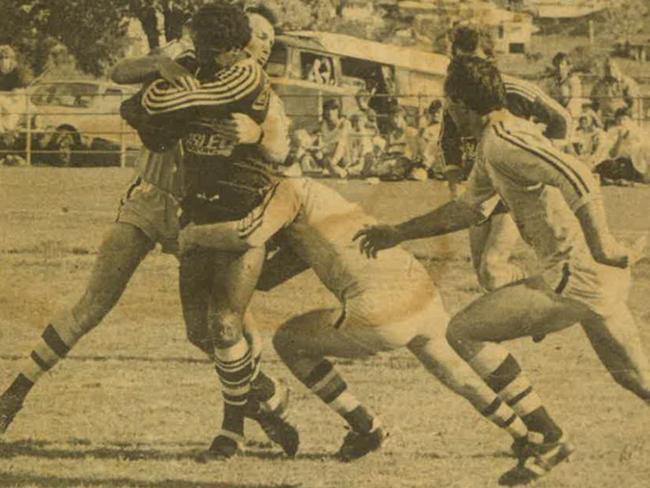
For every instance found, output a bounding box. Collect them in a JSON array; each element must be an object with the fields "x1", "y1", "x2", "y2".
[{"x1": 177, "y1": 173, "x2": 554, "y2": 462}]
